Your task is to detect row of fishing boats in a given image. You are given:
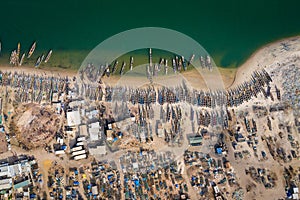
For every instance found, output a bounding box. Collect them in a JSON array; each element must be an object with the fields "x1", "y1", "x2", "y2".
[
  {"x1": 89, "y1": 68, "x2": 272, "y2": 109},
  {"x1": 5, "y1": 41, "x2": 52, "y2": 67},
  {"x1": 83, "y1": 49, "x2": 214, "y2": 80}
]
